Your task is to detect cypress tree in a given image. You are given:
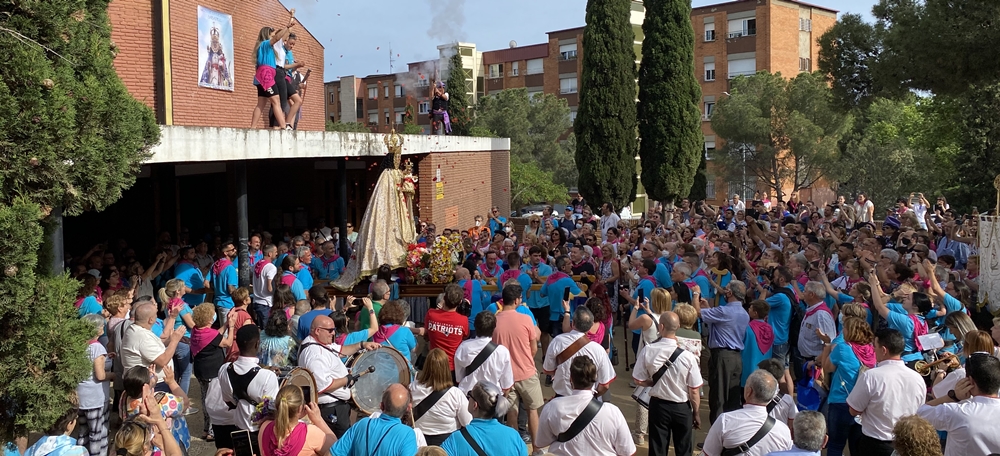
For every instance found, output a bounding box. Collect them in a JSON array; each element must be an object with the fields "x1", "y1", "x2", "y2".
[
  {"x1": 689, "y1": 153, "x2": 709, "y2": 201},
  {"x1": 637, "y1": 0, "x2": 703, "y2": 204},
  {"x1": 445, "y1": 52, "x2": 470, "y2": 136},
  {"x1": 0, "y1": 0, "x2": 158, "y2": 438},
  {"x1": 575, "y1": 0, "x2": 638, "y2": 210}
]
